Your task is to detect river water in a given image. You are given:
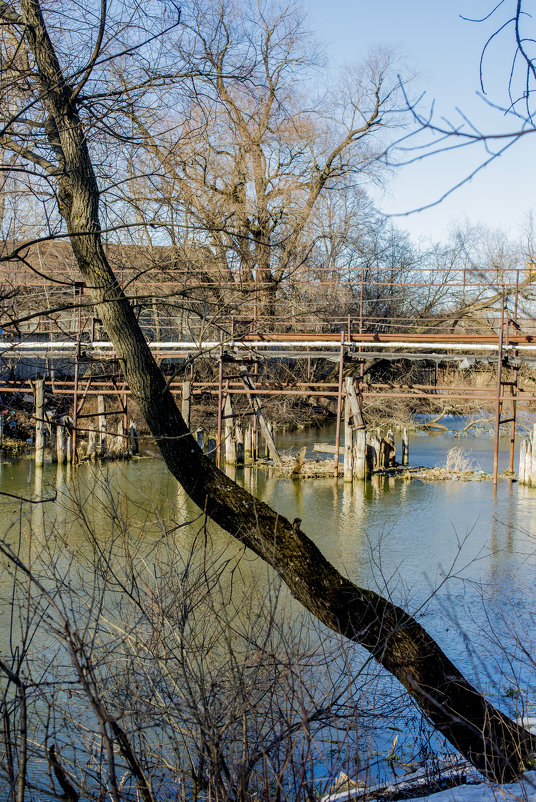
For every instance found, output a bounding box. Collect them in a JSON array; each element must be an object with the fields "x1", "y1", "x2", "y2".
[
  {"x1": 0, "y1": 420, "x2": 535, "y2": 792},
  {"x1": 2, "y1": 420, "x2": 535, "y2": 692}
]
